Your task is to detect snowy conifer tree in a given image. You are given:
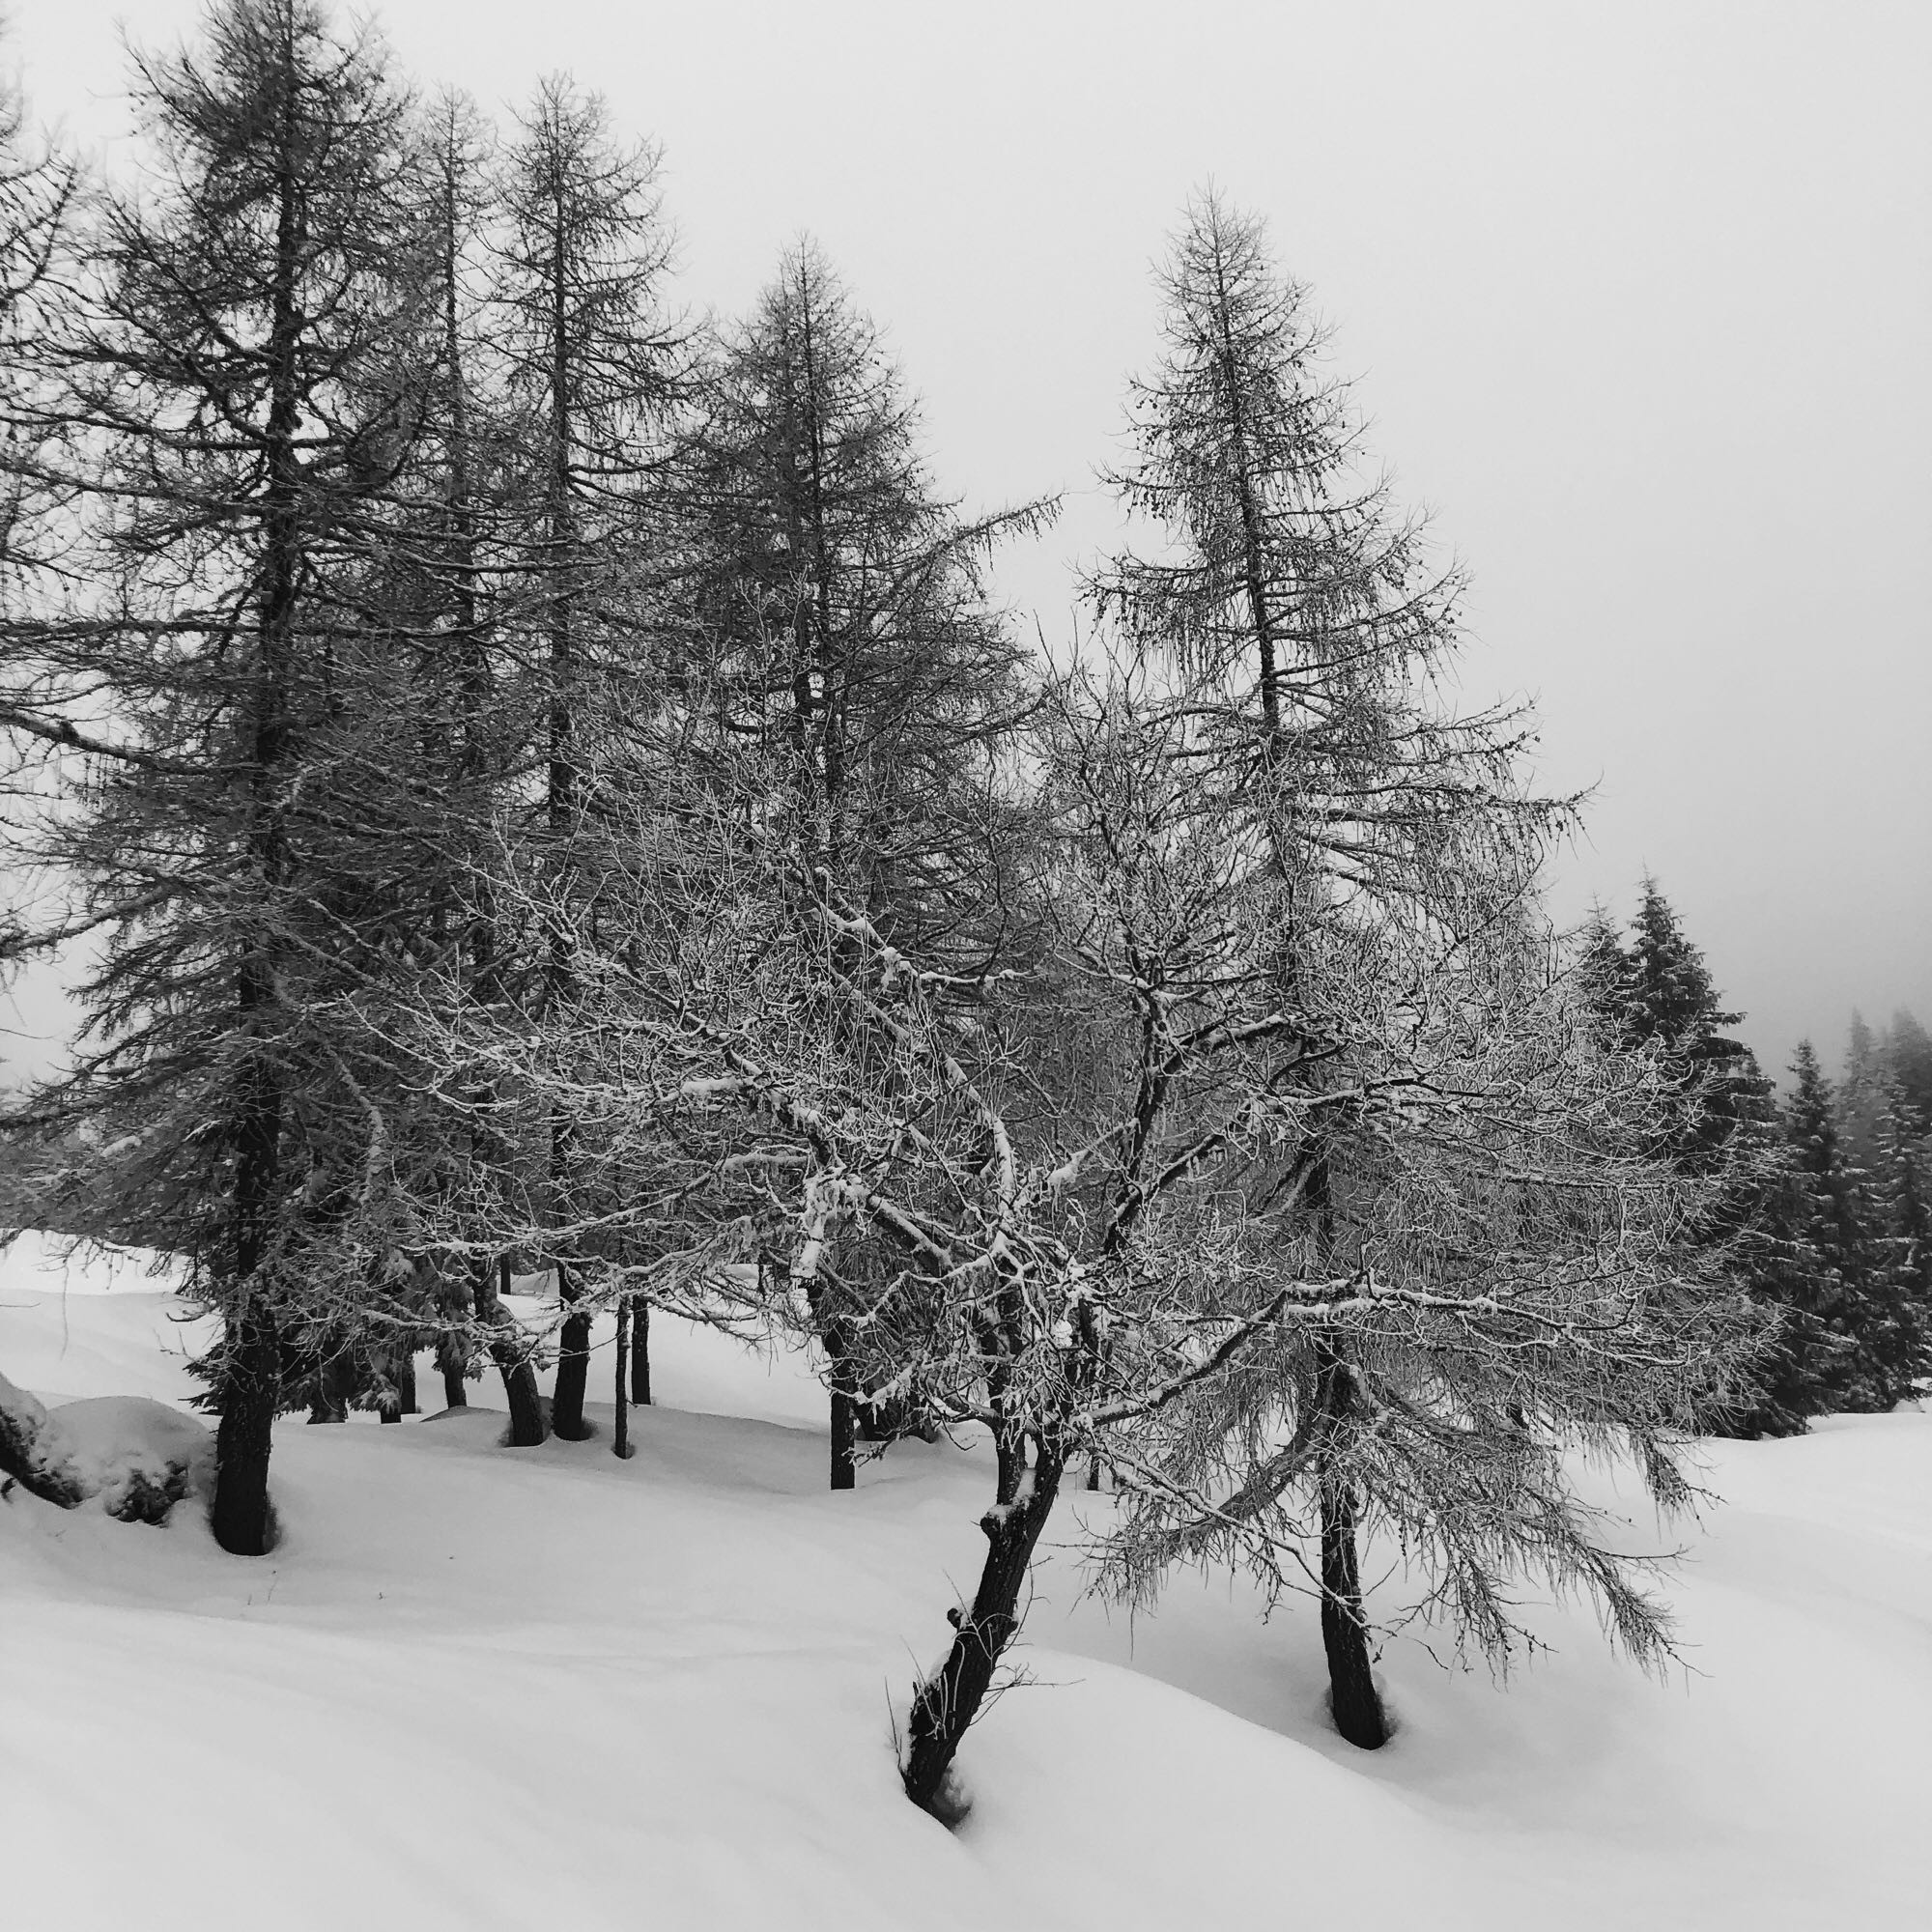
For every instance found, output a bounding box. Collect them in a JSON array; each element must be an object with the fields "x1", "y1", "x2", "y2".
[
  {"x1": 1070, "y1": 190, "x2": 1755, "y2": 1749},
  {"x1": 0, "y1": 0, "x2": 437, "y2": 1551}
]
